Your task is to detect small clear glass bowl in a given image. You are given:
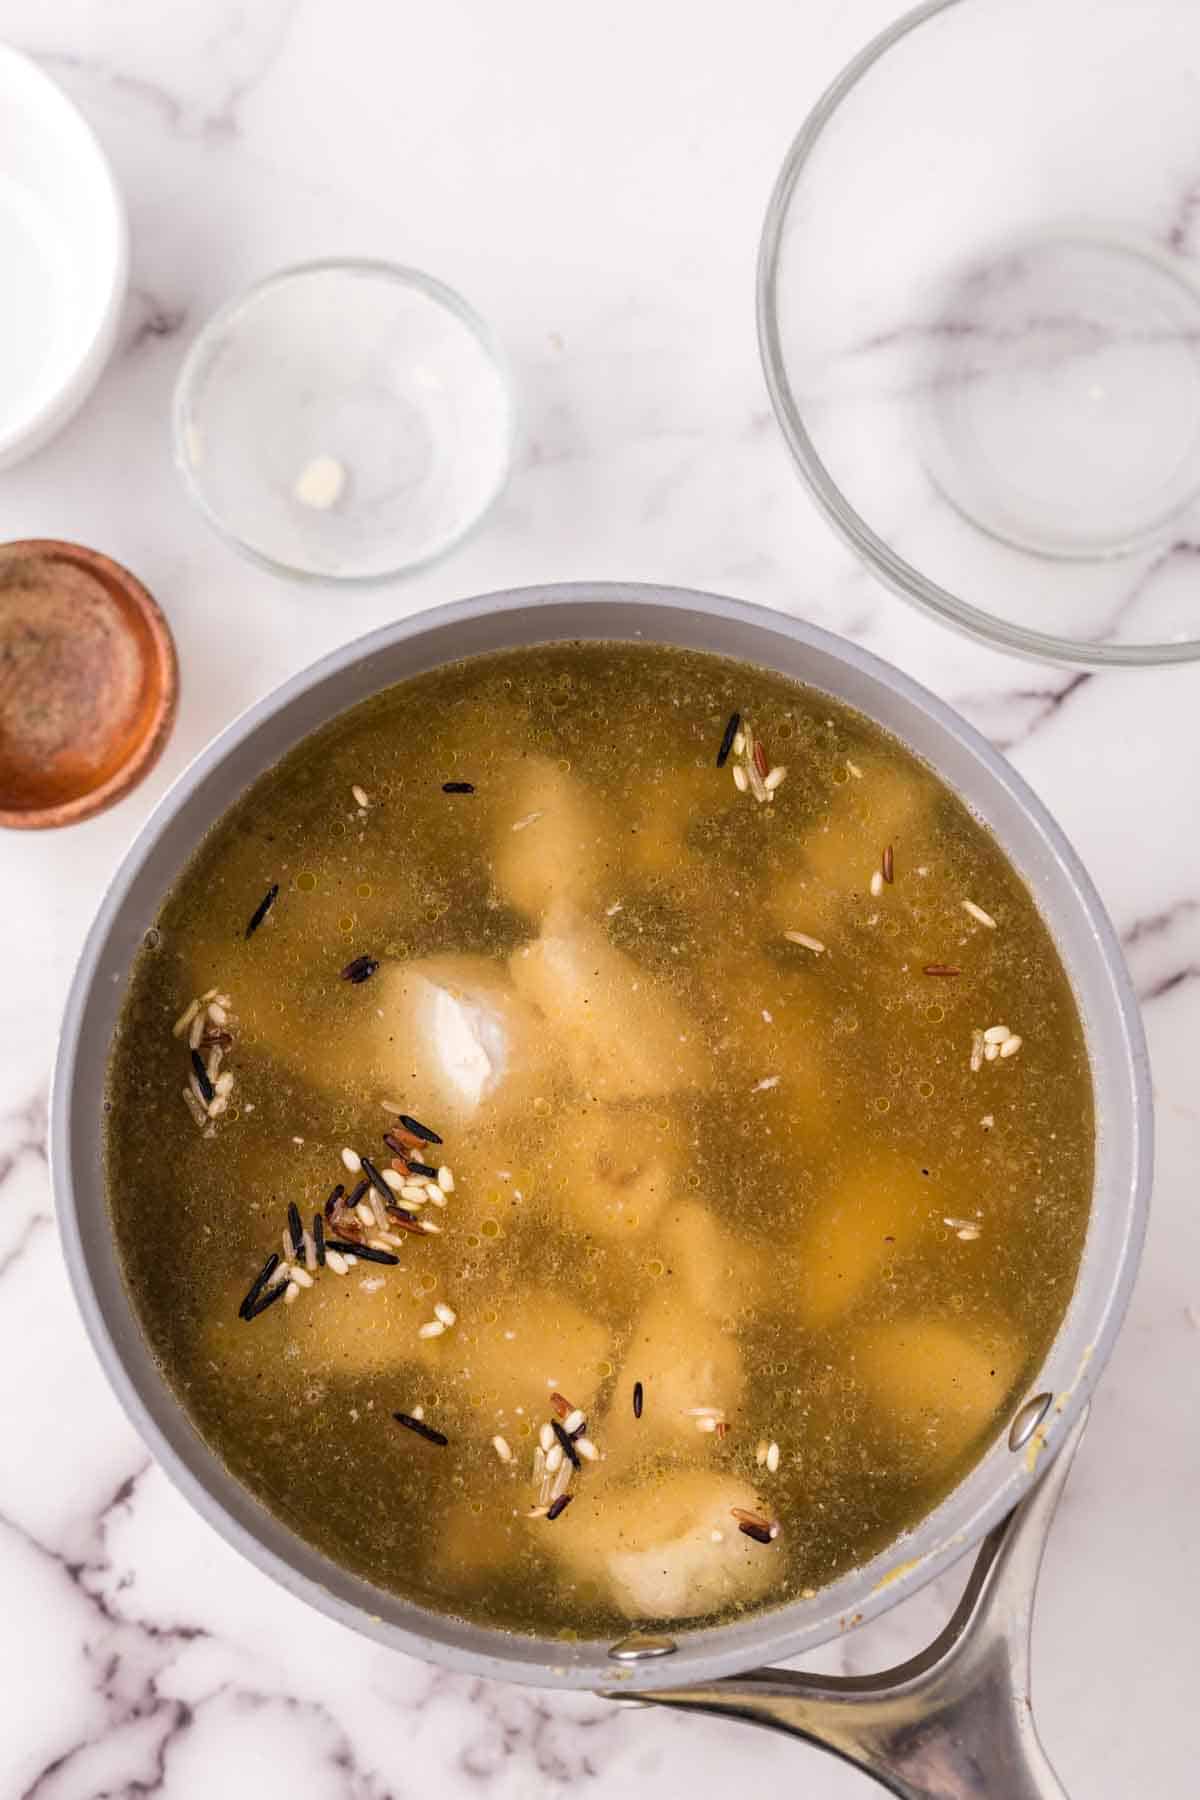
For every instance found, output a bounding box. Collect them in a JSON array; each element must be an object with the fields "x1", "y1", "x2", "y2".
[
  {"x1": 173, "y1": 260, "x2": 513, "y2": 582},
  {"x1": 759, "y1": 0, "x2": 1200, "y2": 666}
]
